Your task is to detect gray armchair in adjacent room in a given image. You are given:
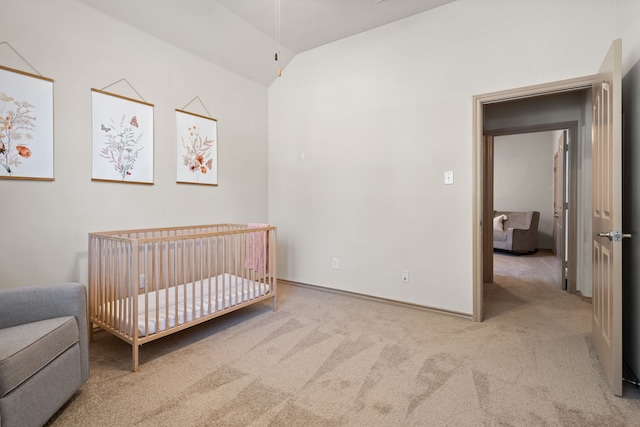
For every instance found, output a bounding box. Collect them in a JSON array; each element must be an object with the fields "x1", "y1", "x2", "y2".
[
  {"x1": 0, "y1": 283, "x2": 89, "y2": 427},
  {"x1": 493, "y1": 211, "x2": 540, "y2": 254}
]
